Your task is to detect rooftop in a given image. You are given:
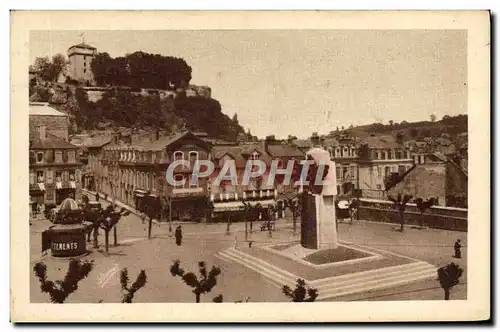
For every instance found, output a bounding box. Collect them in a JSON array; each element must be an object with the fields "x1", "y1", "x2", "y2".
[
  {"x1": 359, "y1": 135, "x2": 404, "y2": 149},
  {"x1": 30, "y1": 132, "x2": 78, "y2": 150},
  {"x1": 29, "y1": 103, "x2": 67, "y2": 117},
  {"x1": 69, "y1": 42, "x2": 97, "y2": 50}
]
